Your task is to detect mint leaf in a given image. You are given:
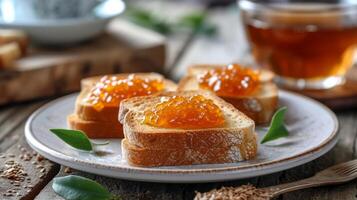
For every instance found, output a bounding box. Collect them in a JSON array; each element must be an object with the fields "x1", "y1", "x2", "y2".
[
  {"x1": 50, "y1": 129, "x2": 92, "y2": 151},
  {"x1": 261, "y1": 107, "x2": 289, "y2": 144},
  {"x1": 126, "y1": 8, "x2": 171, "y2": 34},
  {"x1": 53, "y1": 175, "x2": 118, "y2": 200},
  {"x1": 178, "y1": 12, "x2": 218, "y2": 36}
]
